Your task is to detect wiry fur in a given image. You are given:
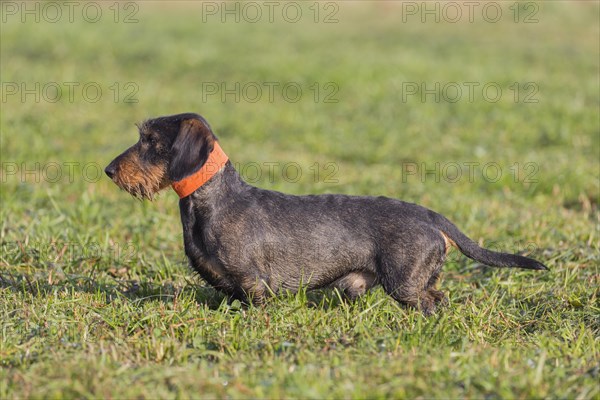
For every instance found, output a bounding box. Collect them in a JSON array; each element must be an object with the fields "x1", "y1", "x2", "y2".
[
  {"x1": 110, "y1": 150, "x2": 167, "y2": 200},
  {"x1": 106, "y1": 113, "x2": 548, "y2": 315}
]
